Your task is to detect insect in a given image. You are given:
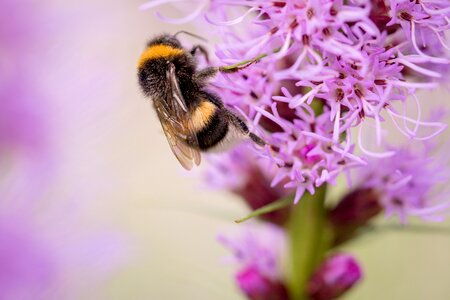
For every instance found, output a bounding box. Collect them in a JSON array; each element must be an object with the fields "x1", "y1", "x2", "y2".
[{"x1": 137, "y1": 33, "x2": 266, "y2": 170}]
